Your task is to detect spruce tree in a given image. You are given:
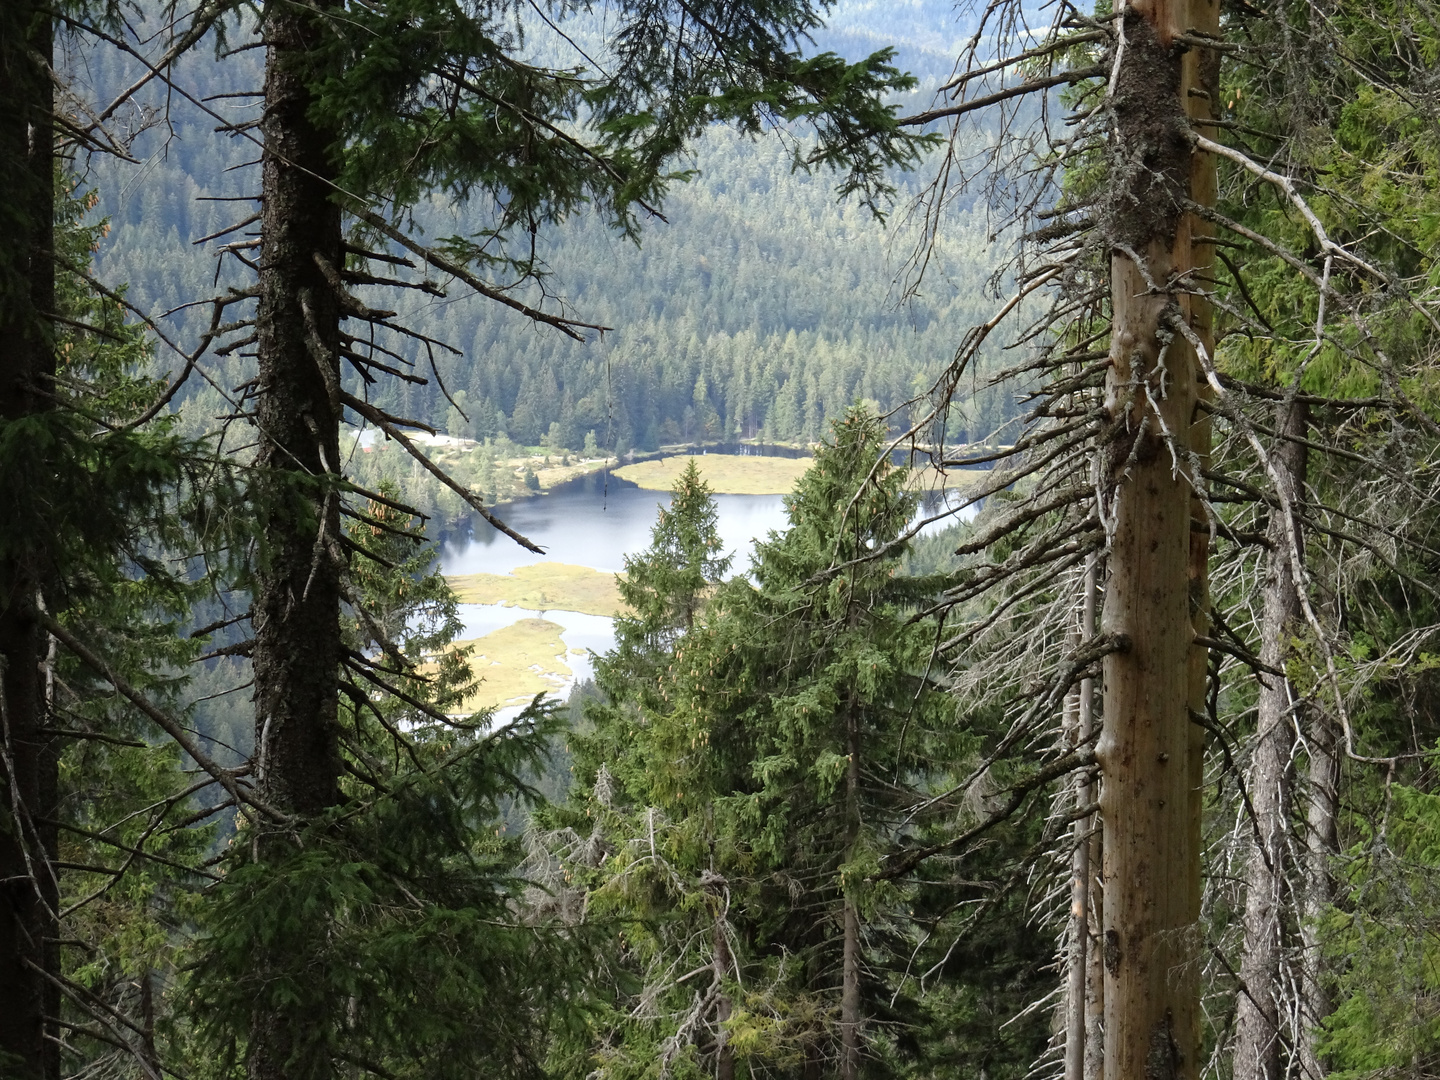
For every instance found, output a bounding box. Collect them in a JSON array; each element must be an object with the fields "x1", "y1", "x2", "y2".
[
  {"x1": 543, "y1": 460, "x2": 734, "y2": 1078},
  {"x1": 883, "y1": 0, "x2": 1440, "y2": 1067},
  {"x1": 190, "y1": 489, "x2": 578, "y2": 1080},
  {"x1": 690, "y1": 410, "x2": 954, "y2": 1079},
  {"x1": 0, "y1": 158, "x2": 246, "y2": 1078},
  {"x1": 556, "y1": 412, "x2": 961, "y2": 1078},
  {"x1": 2, "y1": 19, "x2": 232, "y2": 1068}
]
